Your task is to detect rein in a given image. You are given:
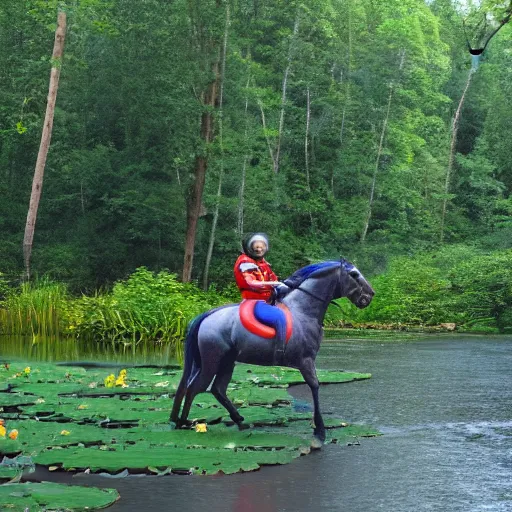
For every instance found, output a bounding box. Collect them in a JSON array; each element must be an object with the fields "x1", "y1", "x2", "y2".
[{"x1": 288, "y1": 283, "x2": 344, "y2": 310}]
